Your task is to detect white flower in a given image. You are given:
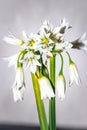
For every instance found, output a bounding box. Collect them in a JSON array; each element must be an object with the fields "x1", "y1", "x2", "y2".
[
  {"x1": 55, "y1": 41, "x2": 73, "y2": 51},
  {"x1": 12, "y1": 67, "x2": 25, "y2": 102},
  {"x1": 3, "y1": 35, "x2": 24, "y2": 46},
  {"x1": 38, "y1": 30, "x2": 53, "y2": 57},
  {"x1": 56, "y1": 74, "x2": 66, "y2": 100},
  {"x1": 72, "y1": 33, "x2": 87, "y2": 51},
  {"x1": 48, "y1": 18, "x2": 71, "y2": 43},
  {"x1": 23, "y1": 51, "x2": 41, "y2": 73},
  {"x1": 39, "y1": 19, "x2": 72, "y2": 53},
  {"x1": 78, "y1": 33, "x2": 87, "y2": 50},
  {"x1": 38, "y1": 76, "x2": 55, "y2": 99},
  {"x1": 65, "y1": 42, "x2": 73, "y2": 49},
  {"x1": 39, "y1": 20, "x2": 53, "y2": 34},
  {"x1": 69, "y1": 62, "x2": 80, "y2": 86},
  {"x1": 39, "y1": 29, "x2": 53, "y2": 45},
  {"x1": 50, "y1": 18, "x2": 71, "y2": 41},
  {"x1": 3, "y1": 53, "x2": 19, "y2": 68},
  {"x1": 51, "y1": 27, "x2": 63, "y2": 40},
  {"x1": 40, "y1": 20, "x2": 62, "y2": 42},
  {"x1": 39, "y1": 45, "x2": 53, "y2": 57},
  {"x1": 23, "y1": 33, "x2": 41, "y2": 50},
  {"x1": 78, "y1": 32, "x2": 87, "y2": 47},
  {"x1": 58, "y1": 18, "x2": 72, "y2": 34}
]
